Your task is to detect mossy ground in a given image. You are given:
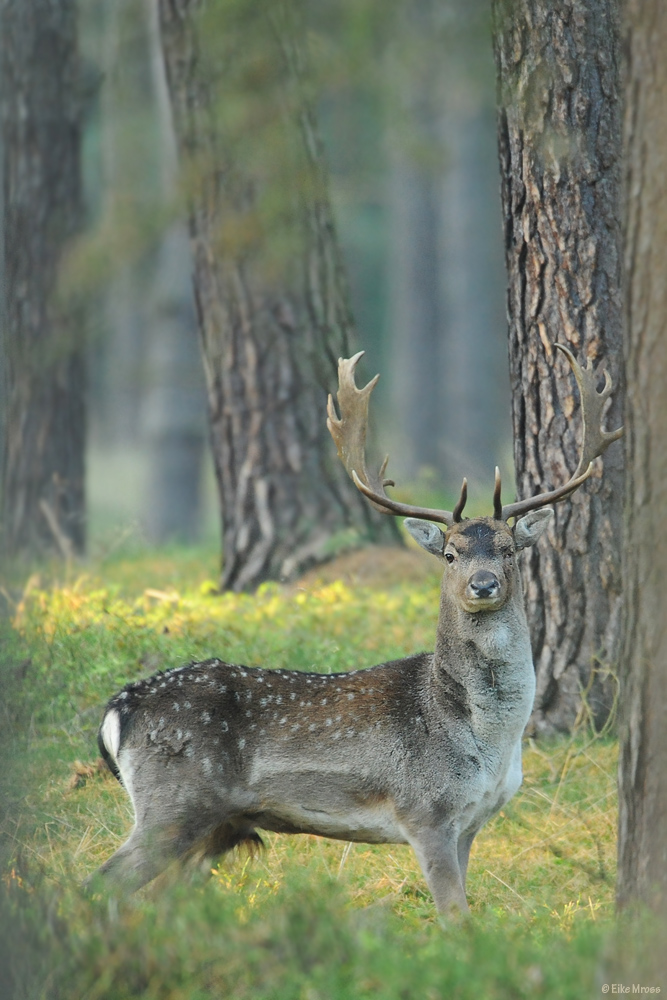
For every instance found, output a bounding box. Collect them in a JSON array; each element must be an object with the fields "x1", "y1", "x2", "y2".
[{"x1": 0, "y1": 546, "x2": 656, "y2": 999}]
